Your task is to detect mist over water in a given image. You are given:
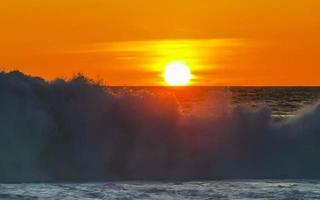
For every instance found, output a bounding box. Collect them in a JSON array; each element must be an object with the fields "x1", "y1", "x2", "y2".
[{"x1": 1, "y1": 71, "x2": 320, "y2": 182}]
